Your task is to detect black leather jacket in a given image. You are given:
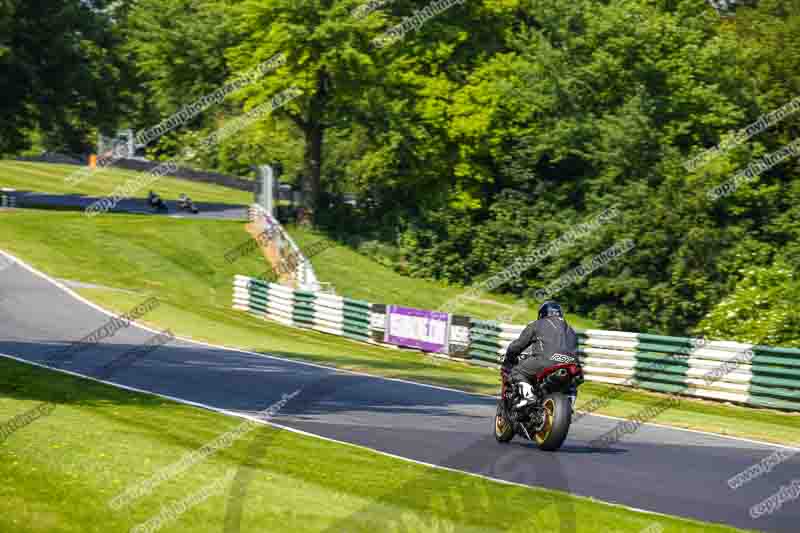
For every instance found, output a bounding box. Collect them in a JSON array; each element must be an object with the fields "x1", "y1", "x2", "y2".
[{"x1": 504, "y1": 316, "x2": 578, "y2": 368}]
